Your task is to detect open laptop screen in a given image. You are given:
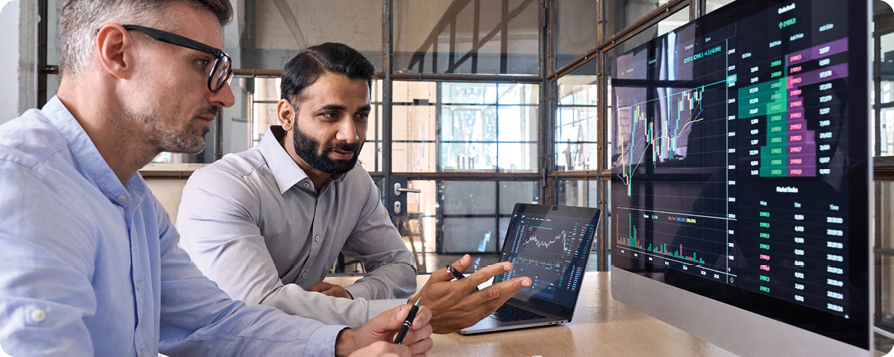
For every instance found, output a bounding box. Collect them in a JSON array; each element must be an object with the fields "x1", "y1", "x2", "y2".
[{"x1": 493, "y1": 204, "x2": 600, "y2": 315}]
